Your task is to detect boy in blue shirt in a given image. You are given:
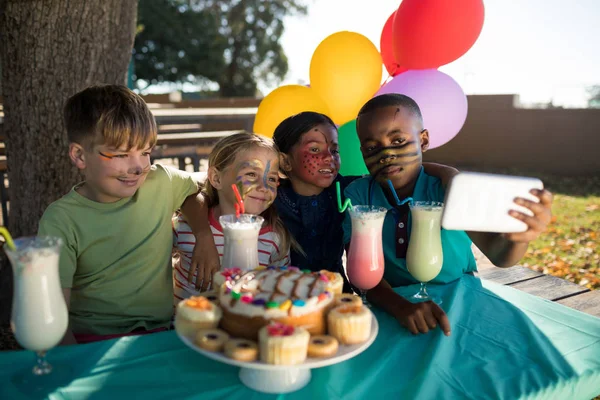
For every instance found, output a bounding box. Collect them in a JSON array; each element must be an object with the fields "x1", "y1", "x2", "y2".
[{"x1": 343, "y1": 94, "x2": 553, "y2": 337}]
